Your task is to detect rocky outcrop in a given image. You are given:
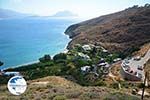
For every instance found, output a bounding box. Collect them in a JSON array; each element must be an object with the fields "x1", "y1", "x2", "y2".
[{"x1": 65, "y1": 5, "x2": 150, "y2": 56}]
